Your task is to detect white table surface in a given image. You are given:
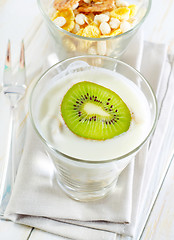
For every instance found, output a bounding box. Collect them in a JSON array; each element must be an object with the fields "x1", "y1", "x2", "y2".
[{"x1": 0, "y1": 0, "x2": 174, "y2": 239}]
